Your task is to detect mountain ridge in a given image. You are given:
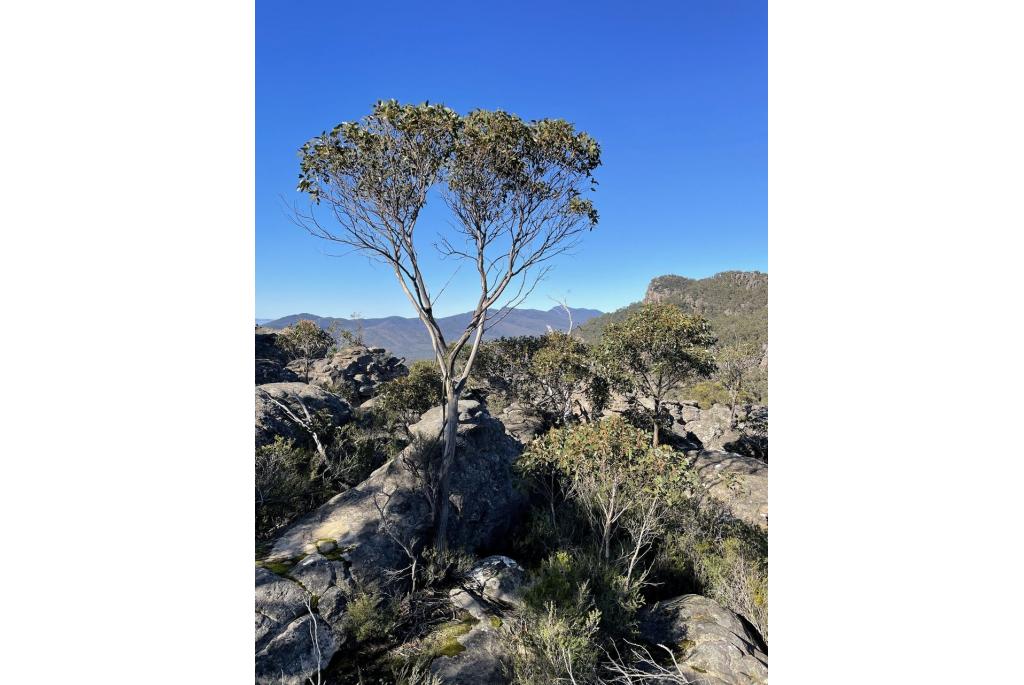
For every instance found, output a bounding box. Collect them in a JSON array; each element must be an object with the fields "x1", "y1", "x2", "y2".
[{"x1": 261, "y1": 306, "x2": 604, "y2": 361}]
